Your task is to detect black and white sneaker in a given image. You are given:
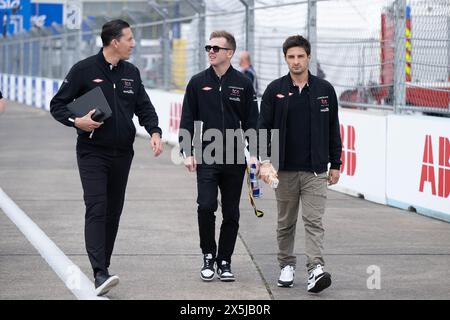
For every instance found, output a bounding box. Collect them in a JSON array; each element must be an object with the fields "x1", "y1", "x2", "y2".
[
  {"x1": 200, "y1": 253, "x2": 215, "y2": 281},
  {"x1": 94, "y1": 272, "x2": 120, "y2": 296},
  {"x1": 307, "y1": 264, "x2": 331, "y2": 293},
  {"x1": 217, "y1": 260, "x2": 235, "y2": 282},
  {"x1": 277, "y1": 265, "x2": 295, "y2": 287}
]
